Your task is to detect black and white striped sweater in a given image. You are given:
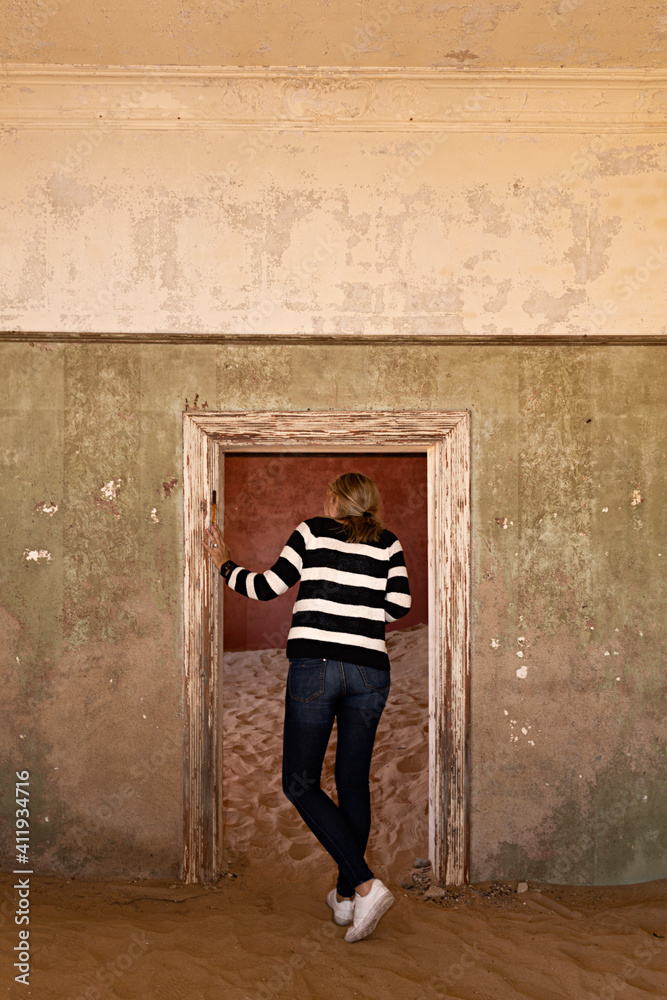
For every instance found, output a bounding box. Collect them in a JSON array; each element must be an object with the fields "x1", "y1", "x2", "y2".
[{"x1": 221, "y1": 516, "x2": 411, "y2": 671}]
